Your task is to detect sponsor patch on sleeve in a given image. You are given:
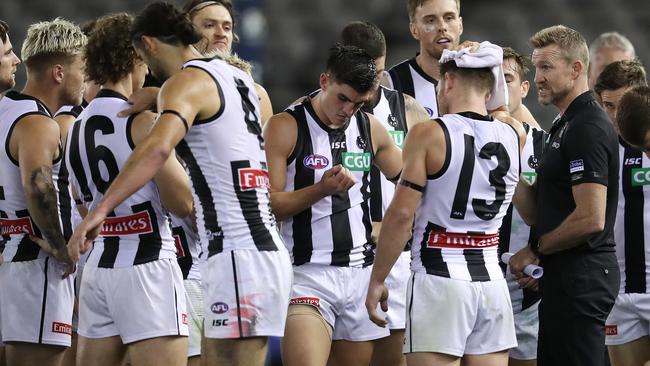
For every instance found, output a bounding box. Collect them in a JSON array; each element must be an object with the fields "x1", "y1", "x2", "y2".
[{"x1": 569, "y1": 159, "x2": 584, "y2": 174}]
